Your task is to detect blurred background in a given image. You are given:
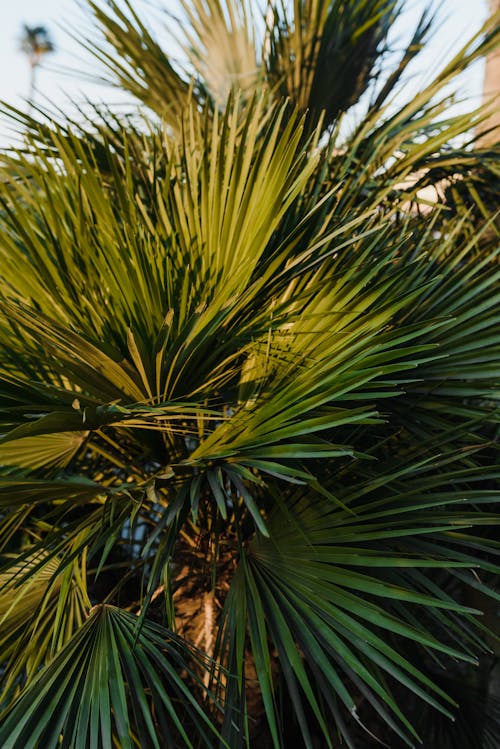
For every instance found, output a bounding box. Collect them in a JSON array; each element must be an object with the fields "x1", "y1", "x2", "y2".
[{"x1": 0, "y1": 0, "x2": 493, "y2": 142}]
